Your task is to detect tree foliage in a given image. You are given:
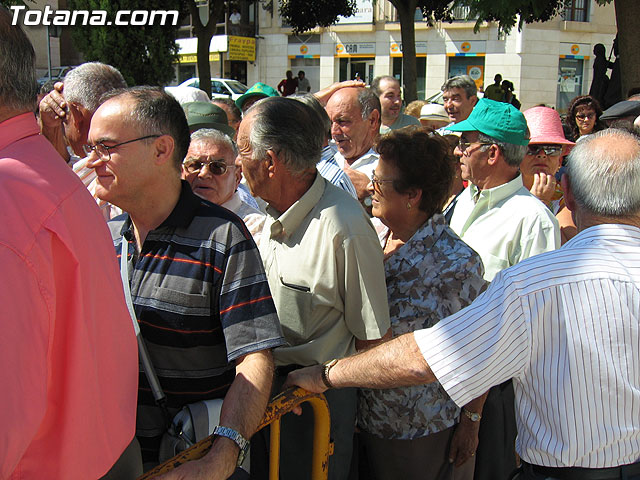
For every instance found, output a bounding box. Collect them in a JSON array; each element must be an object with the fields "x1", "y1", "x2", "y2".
[
  {"x1": 279, "y1": 0, "x2": 357, "y2": 34},
  {"x1": 66, "y1": 0, "x2": 185, "y2": 86},
  {"x1": 458, "y1": 0, "x2": 564, "y2": 34}
]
